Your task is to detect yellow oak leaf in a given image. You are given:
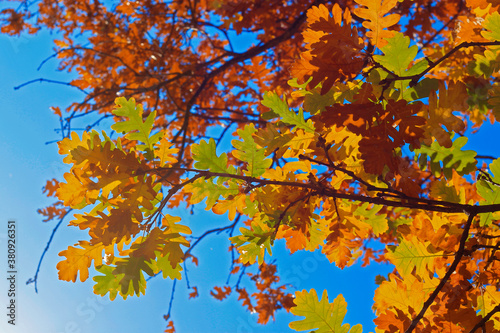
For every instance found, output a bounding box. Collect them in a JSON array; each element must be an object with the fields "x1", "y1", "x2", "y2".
[
  {"x1": 56, "y1": 169, "x2": 99, "y2": 208},
  {"x1": 353, "y1": 0, "x2": 400, "y2": 48},
  {"x1": 161, "y1": 215, "x2": 191, "y2": 268},
  {"x1": 386, "y1": 237, "x2": 444, "y2": 279},
  {"x1": 58, "y1": 131, "x2": 93, "y2": 164},
  {"x1": 154, "y1": 134, "x2": 179, "y2": 167},
  {"x1": 476, "y1": 285, "x2": 500, "y2": 329},
  {"x1": 373, "y1": 273, "x2": 437, "y2": 316},
  {"x1": 212, "y1": 193, "x2": 246, "y2": 221}
]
